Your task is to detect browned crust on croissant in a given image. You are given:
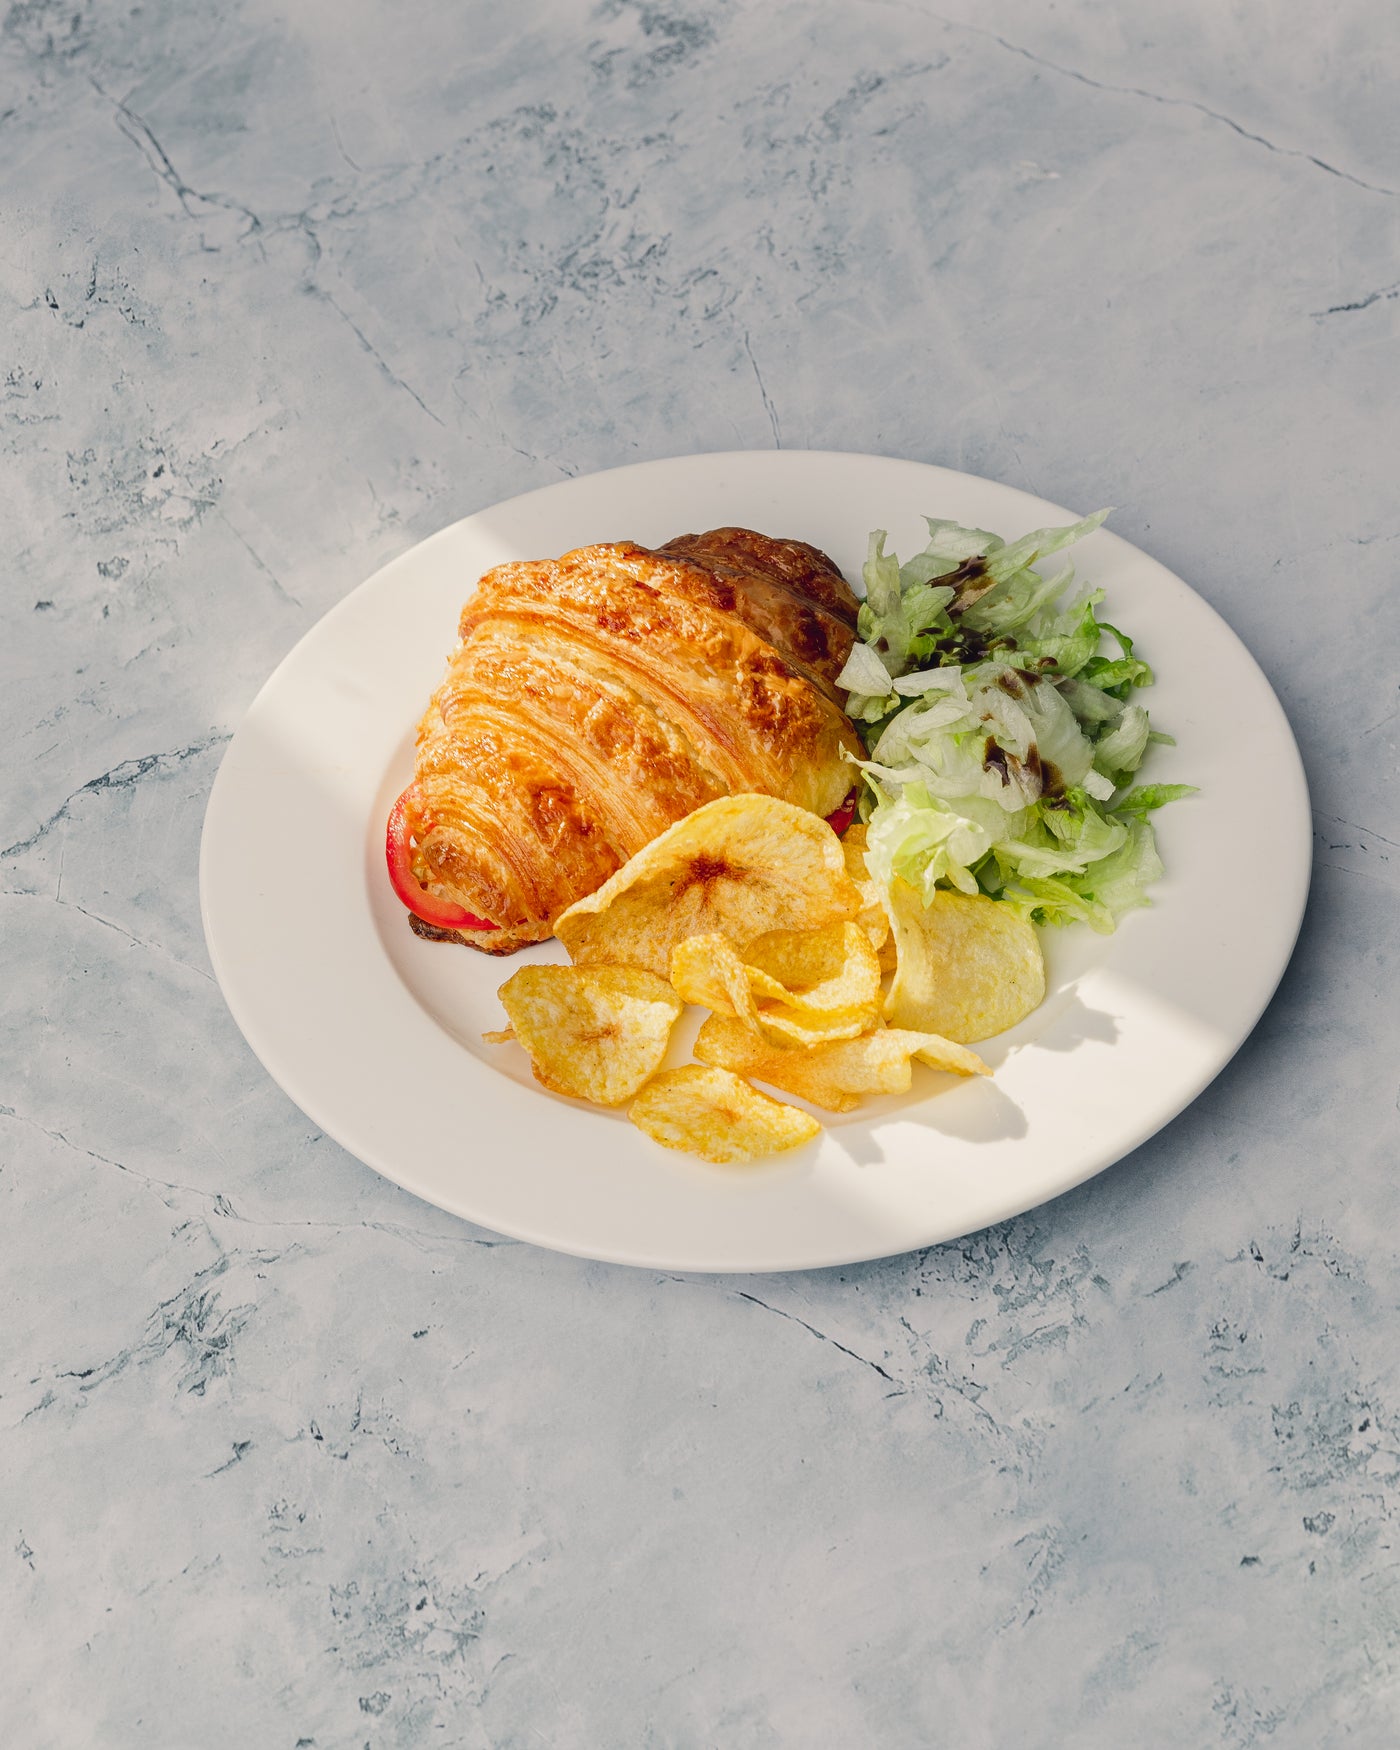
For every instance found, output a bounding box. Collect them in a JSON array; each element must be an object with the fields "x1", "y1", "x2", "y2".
[
  {"x1": 408, "y1": 912, "x2": 529, "y2": 954},
  {"x1": 660, "y1": 528, "x2": 860, "y2": 627},
  {"x1": 655, "y1": 531, "x2": 858, "y2": 702},
  {"x1": 405, "y1": 531, "x2": 863, "y2": 952}
]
